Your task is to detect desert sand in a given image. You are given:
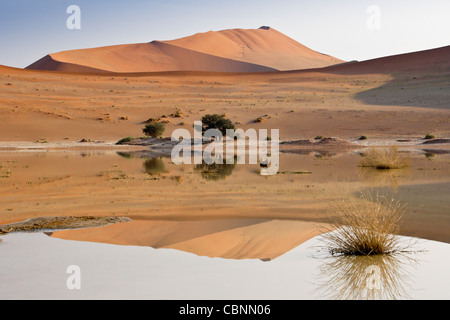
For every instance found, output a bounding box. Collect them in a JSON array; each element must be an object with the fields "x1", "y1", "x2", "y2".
[{"x1": 1, "y1": 45, "x2": 449, "y2": 144}]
